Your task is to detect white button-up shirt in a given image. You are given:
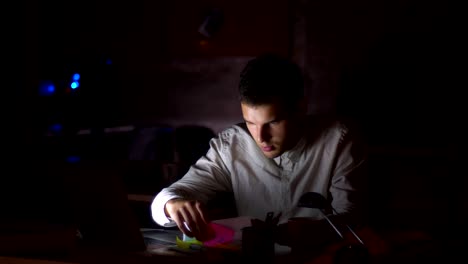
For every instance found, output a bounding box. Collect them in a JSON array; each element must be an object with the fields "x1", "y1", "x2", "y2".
[{"x1": 151, "y1": 117, "x2": 367, "y2": 227}]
